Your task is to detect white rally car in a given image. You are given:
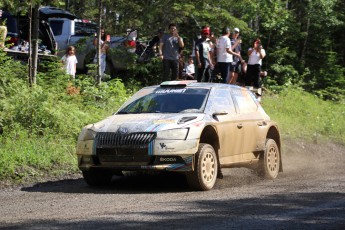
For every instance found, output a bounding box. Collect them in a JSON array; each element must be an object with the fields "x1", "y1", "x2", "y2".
[{"x1": 76, "y1": 80, "x2": 282, "y2": 190}]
